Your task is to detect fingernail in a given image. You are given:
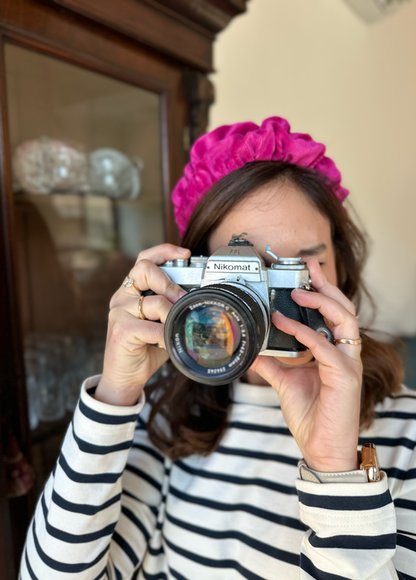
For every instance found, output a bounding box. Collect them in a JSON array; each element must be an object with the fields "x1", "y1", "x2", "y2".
[
  {"x1": 177, "y1": 247, "x2": 189, "y2": 254},
  {"x1": 293, "y1": 288, "x2": 308, "y2": 293},
  {"x1": 178, "y1": 290, "x2": 187, "y2": 299}
]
